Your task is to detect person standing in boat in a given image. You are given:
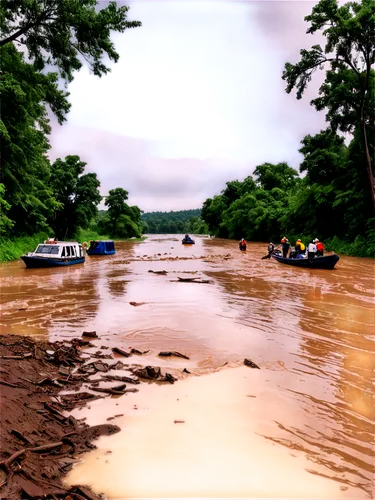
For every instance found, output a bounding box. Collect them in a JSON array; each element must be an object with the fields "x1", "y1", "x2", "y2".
[
  {"x1": 289, "y1": 245, "x2": 297, "y2": 258},
  {"x1": 307, "y1": 240, "x2": 317, "y2": 259},
  {"x1": 239, "y1": 238, "x2": 247, "y2": 251},
  {"x1": 281, "y1": 237, "x2": 290, "y2": 258},
  {"x1": 315, "y1": 239, "x2": 324, "y2": 256},
  {"x1": 267, "y1": 241, "x2": 275, "y2": 256},
  {"x1": 295, "y1": 239, "x2": 305, "y2": 256}
]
